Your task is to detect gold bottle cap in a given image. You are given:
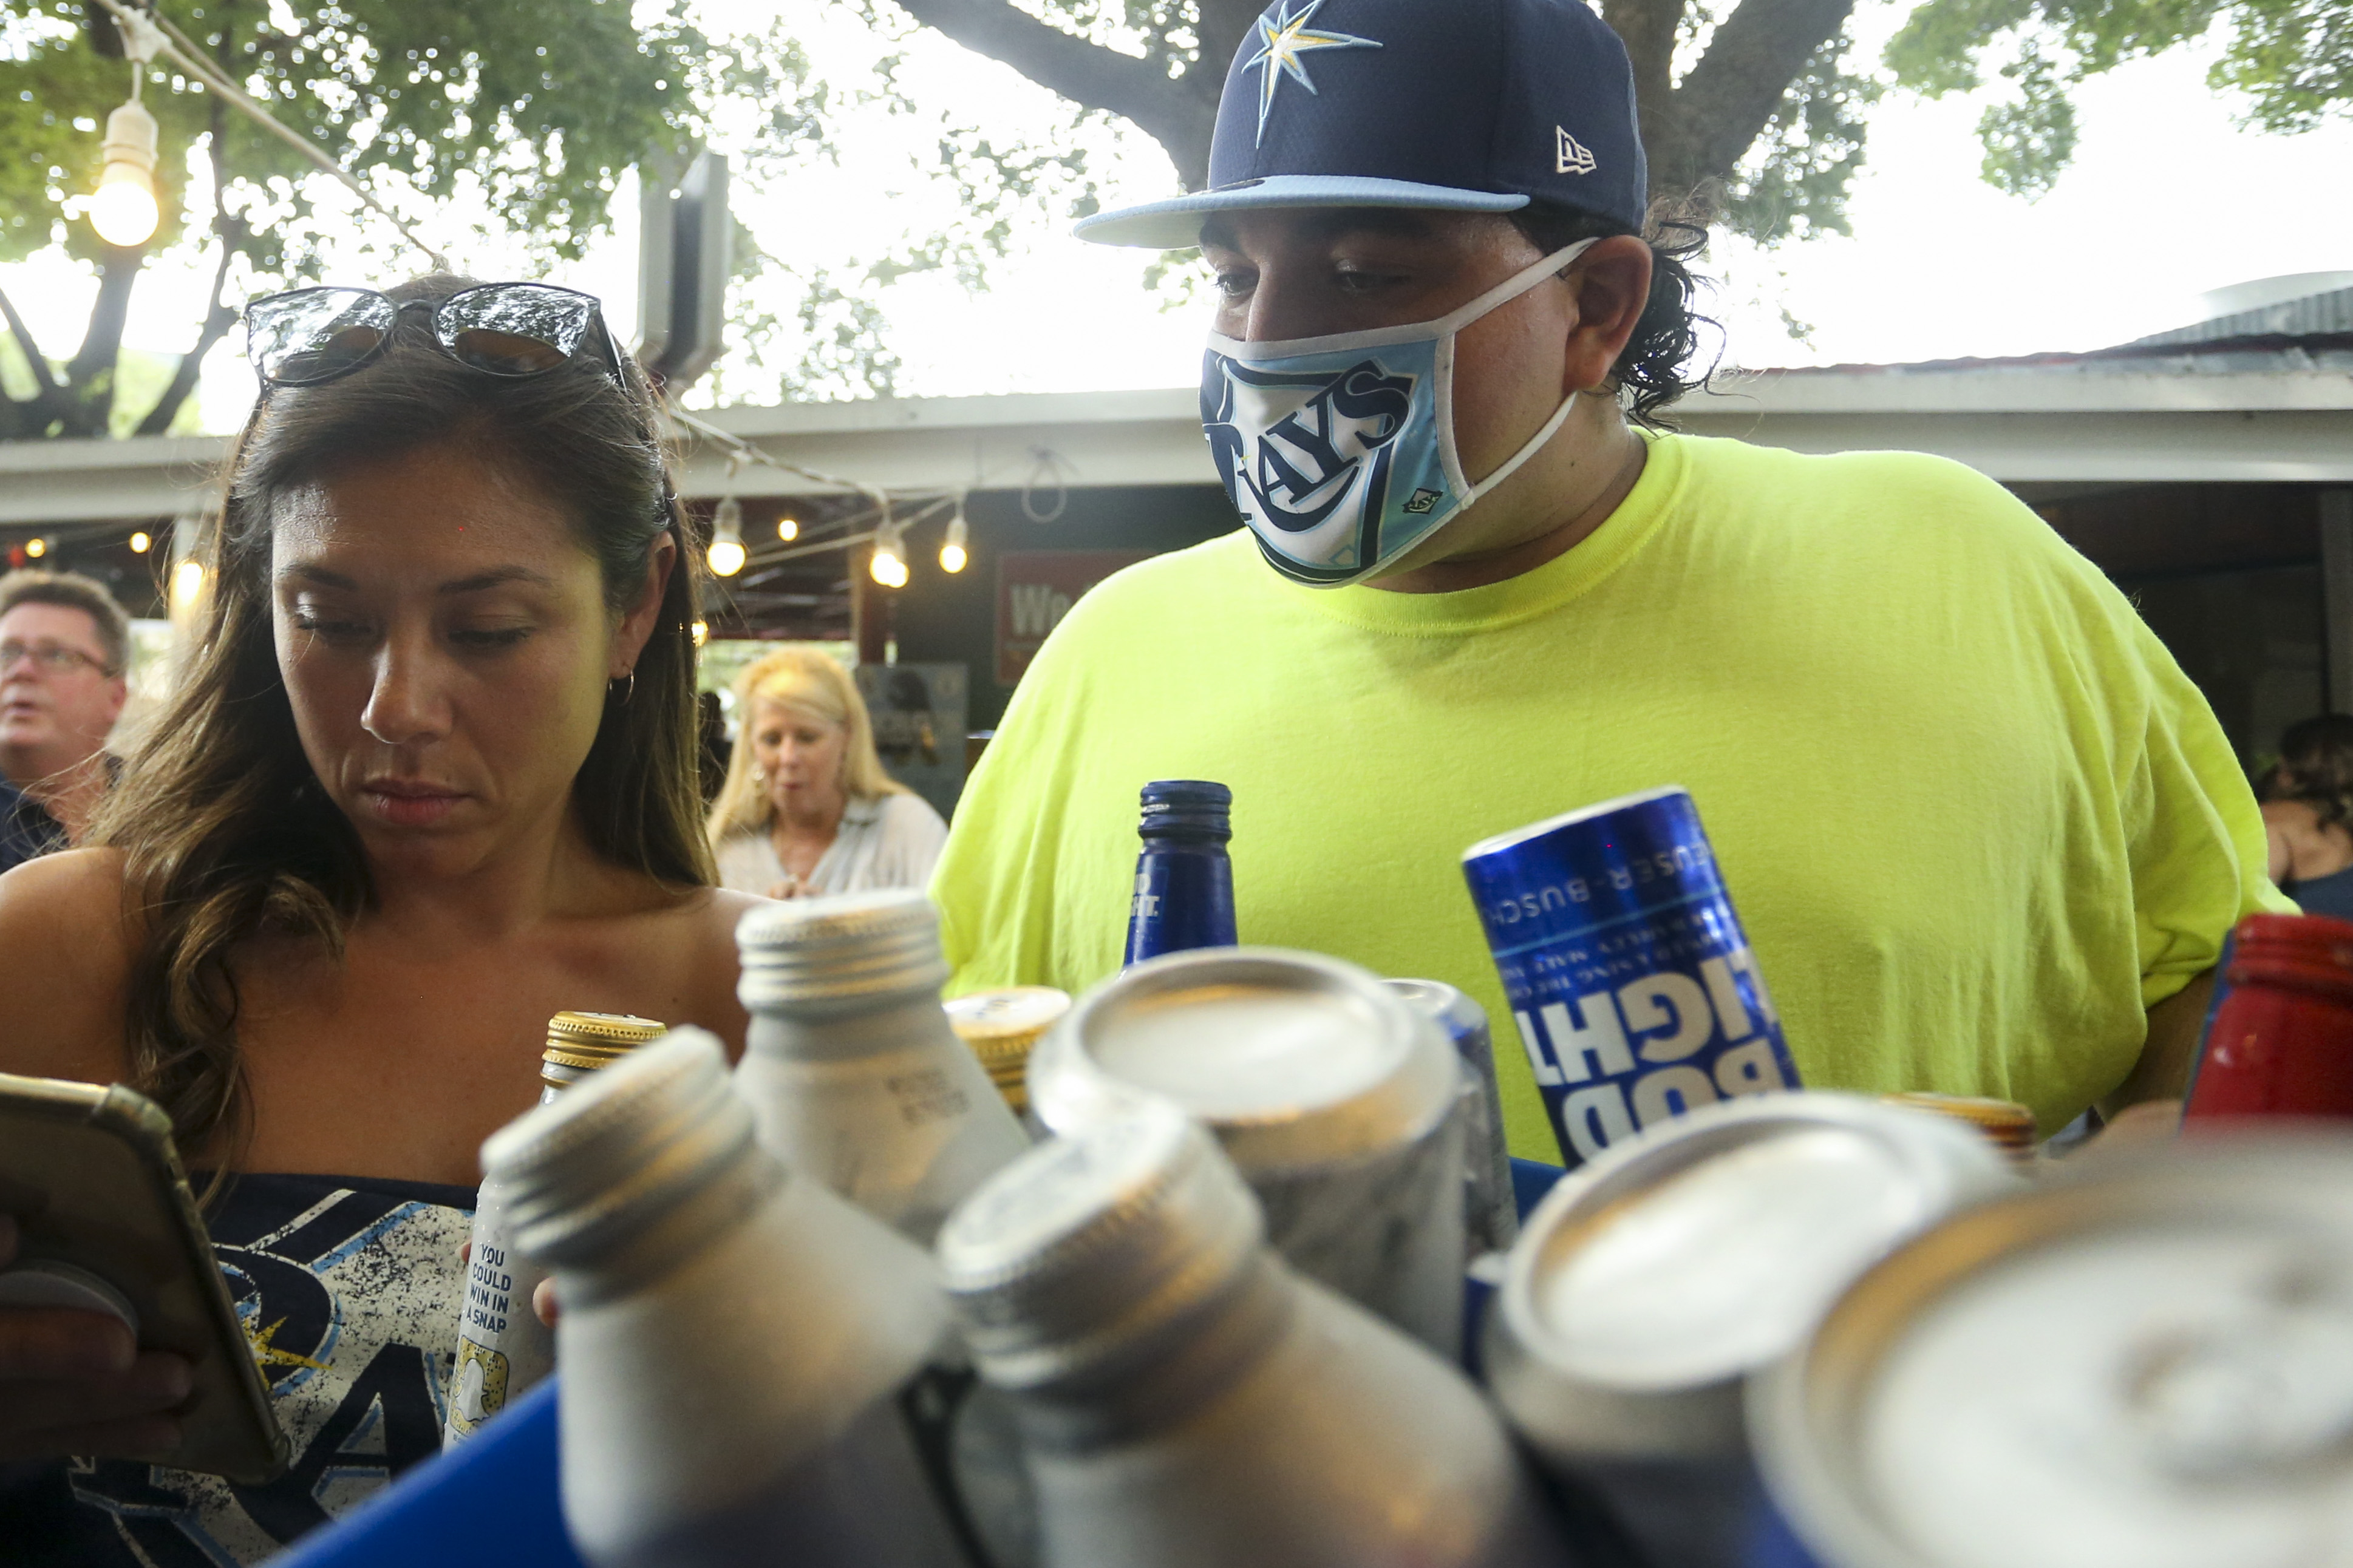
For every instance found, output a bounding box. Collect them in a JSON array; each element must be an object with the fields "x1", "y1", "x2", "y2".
[
  {"x1": 945, "y1": 987, "x2": 1072, "y2": 1068},
  {"x1": 542, "y1": 1011, "x2": 669, "y2": 1080},
  {"x1": 1882, "y1": 1091, "x2": 2038, "y2": 1162}
]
